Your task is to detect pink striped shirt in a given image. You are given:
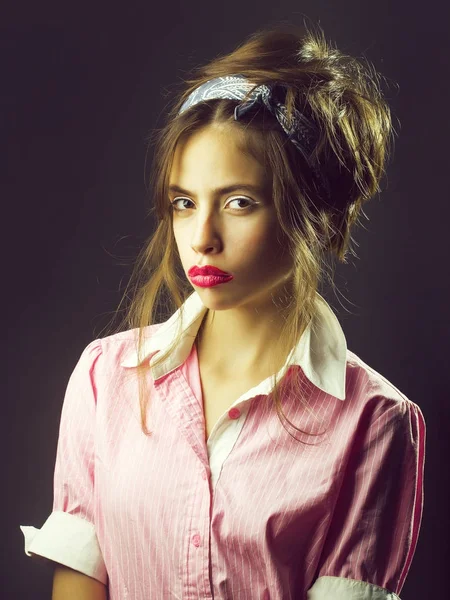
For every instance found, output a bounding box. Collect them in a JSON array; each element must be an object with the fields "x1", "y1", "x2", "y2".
[{"x1": 20, "y1": 291, "x2": 426, "y2": 599}]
